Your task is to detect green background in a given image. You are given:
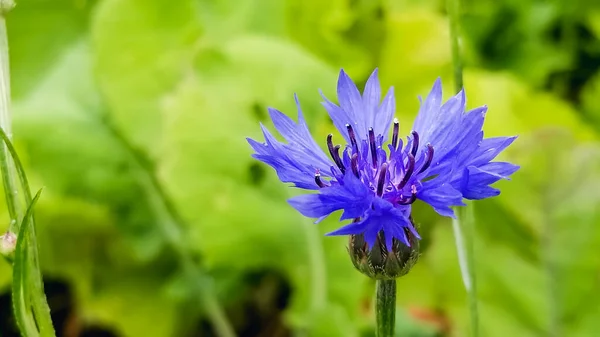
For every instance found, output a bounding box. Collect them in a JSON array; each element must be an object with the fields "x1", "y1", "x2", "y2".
[{"x1": 1, "y1": 0, "x2": 600, "y2": 336}]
